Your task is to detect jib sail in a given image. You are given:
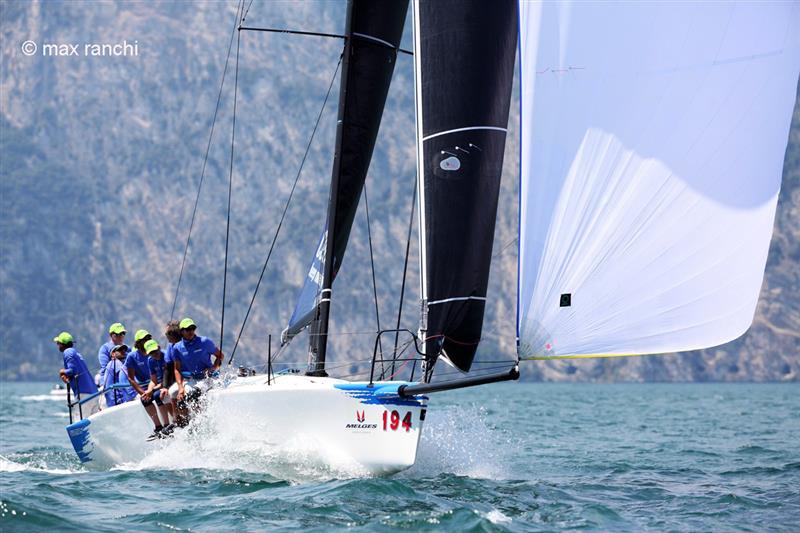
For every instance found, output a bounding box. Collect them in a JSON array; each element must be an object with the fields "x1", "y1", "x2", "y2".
[{"x1": 413, "y1": 0, "x2": 518, "y2": 374}]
